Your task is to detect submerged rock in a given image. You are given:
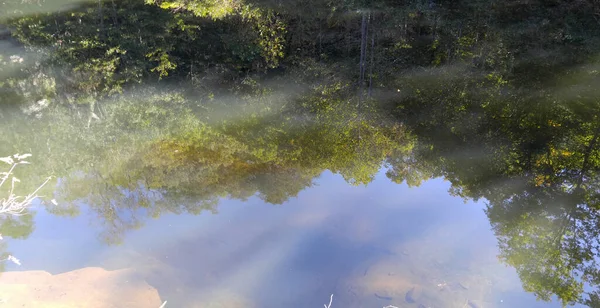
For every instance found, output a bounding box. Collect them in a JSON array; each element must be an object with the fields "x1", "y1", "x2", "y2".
[
  {"x1": 0, "y1": 267, "x2": 162, "y2": 307},
  {"x1": 457, "y1": 282, "x2": 470, "y2": 290},
  {"x1": 405, "y1": 286, "x2": 419, "y2": 303},
  {"x1": 468, "y1": 299, "x2": 481, "y2": 308},
  {"x1": 374, "y1": 293, "x2": 393, "y2": 301}
]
